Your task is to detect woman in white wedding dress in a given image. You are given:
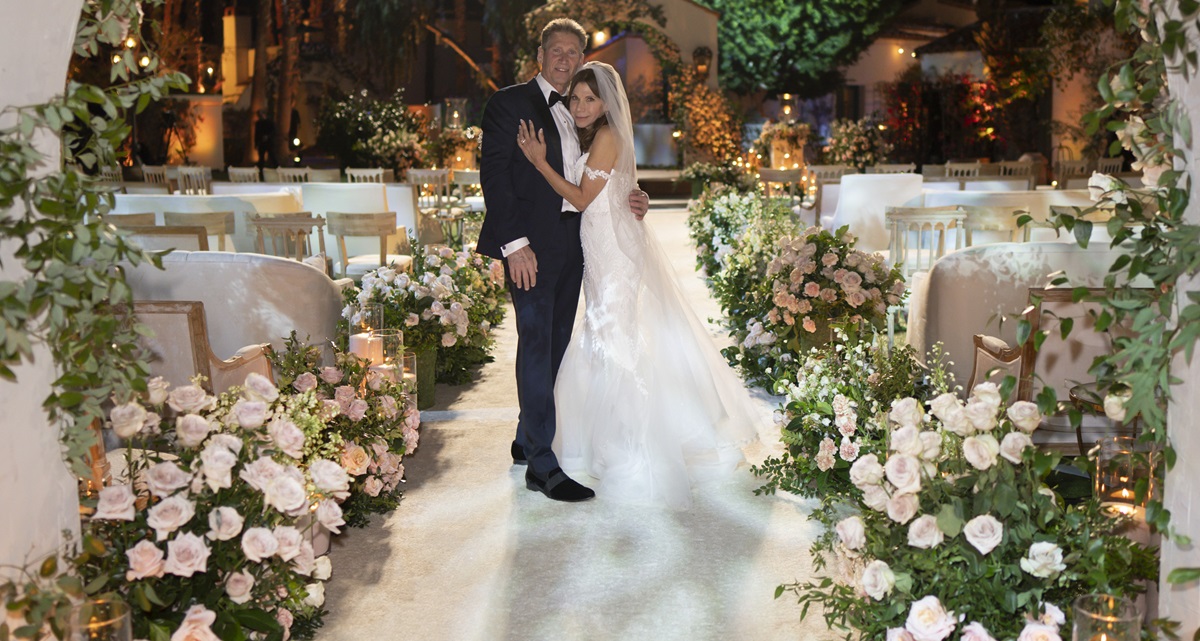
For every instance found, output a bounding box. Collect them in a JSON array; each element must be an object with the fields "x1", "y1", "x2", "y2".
[{"x1": 516, "y1": 62, "x2": 758, "y2": 509}]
